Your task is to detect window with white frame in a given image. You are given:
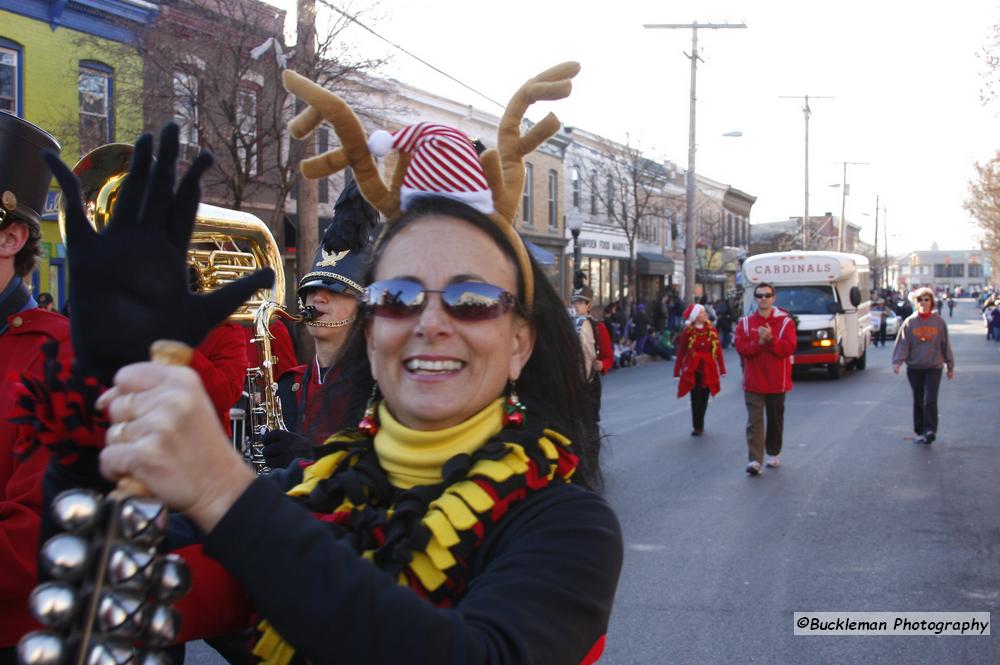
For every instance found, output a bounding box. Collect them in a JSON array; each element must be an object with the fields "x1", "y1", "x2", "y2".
[
  {"x1": 79, "y1": 63, "x2": 113, "y2": 154},
  {"x1": 237, "y1": 86, "x2": 259, "y2": 177},
  {"x1": 522, "y1": 162, "x2": 533, "y2": 225},
  {"x1": 548, "y1": 170, "x2": 558, "y2": 228},
  {"x1": 0, "y1": 41, "x2": 21, "y2": 115},
  {"x1": 173, "y1": 71, "x2": 199, "y2": 149},
  {"x1": 606, "y1": 175, "x2": 614, "y2": 215}
]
